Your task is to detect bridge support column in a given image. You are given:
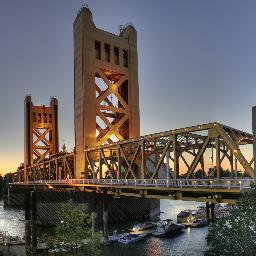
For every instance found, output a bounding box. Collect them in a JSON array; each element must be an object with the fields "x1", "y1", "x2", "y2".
[
  {"x1": 103, "y1": 194, "x2": 109, "y2": 243},
  {"x1": 91, "y1": 192, "x2": 97, "y2": 236},
  {"x1": 206, "y1": 202, "x2": 210, "y2": 221},
  {"x1": 31, "y1": 191, "x2": 37, "y2": 248},
  {"x1": 25, "y1": 190, "x2": 31, "y2": 246},
  {"x1": 210, "y1": 203, "x2": 215, "y2": 220}
]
